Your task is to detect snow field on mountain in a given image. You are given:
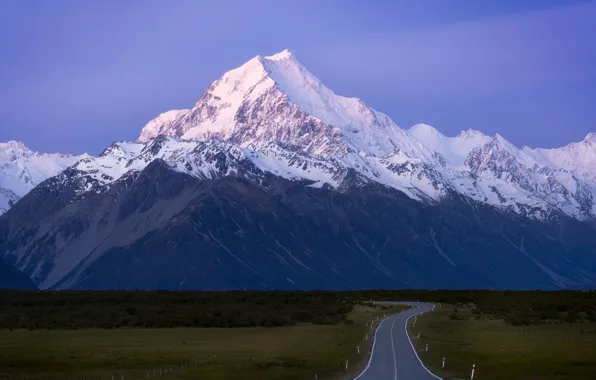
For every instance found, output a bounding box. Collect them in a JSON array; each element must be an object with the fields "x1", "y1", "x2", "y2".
[{"x1": 3, "y1": 50, "x2": 596, "y2": 220}]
